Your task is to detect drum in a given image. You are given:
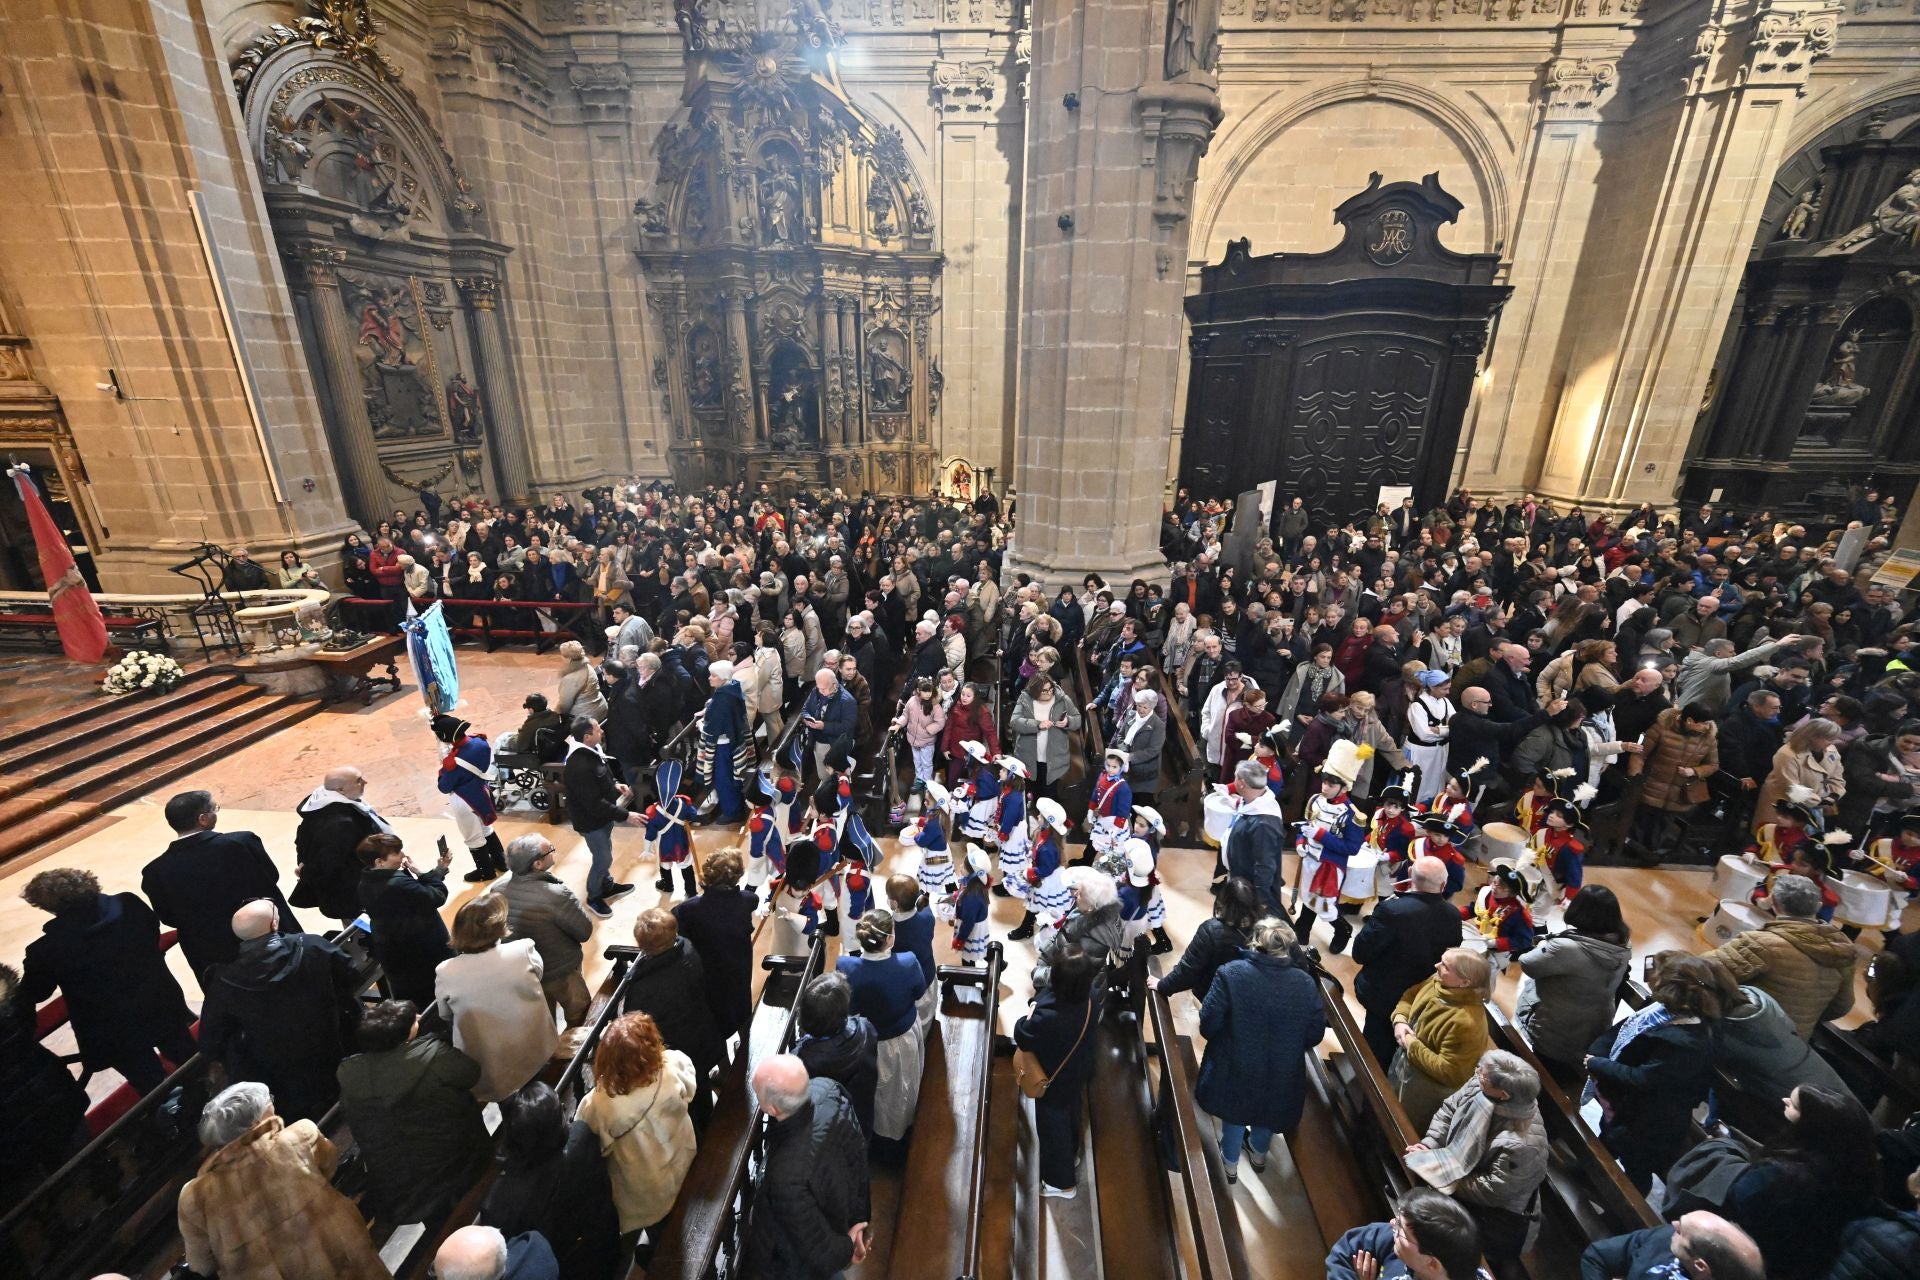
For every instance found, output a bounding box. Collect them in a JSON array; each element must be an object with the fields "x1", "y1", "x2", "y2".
[
  {"x1": 1700, "y1": 900, "x2": 1769, "y2": 948},
  {"x1": 1202, "y1": 791, "x2": 1237, "y2": 847},
  {"x1": 1340, "y1": 850, "x2": 1380, "y2": 904},
  {"x1": 1833, "y1": 869, "x2": 1897, "y2": 930},
  {"x1": 1479, "y1": 822, "x2": 1530, "y2": 867},
  {"x1": 1456, "y1": 924, "x2": 1490, "y2": 955},
  {"x1": 1711, "y1": 854, "x2": 1767, "y2": 904}
]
